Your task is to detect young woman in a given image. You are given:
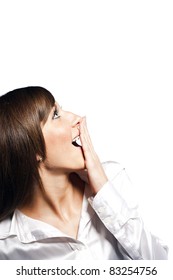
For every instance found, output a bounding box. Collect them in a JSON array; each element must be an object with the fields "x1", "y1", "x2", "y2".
[{"x1": 0, "y1": 86, "x2": 168, "y2": 259}]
